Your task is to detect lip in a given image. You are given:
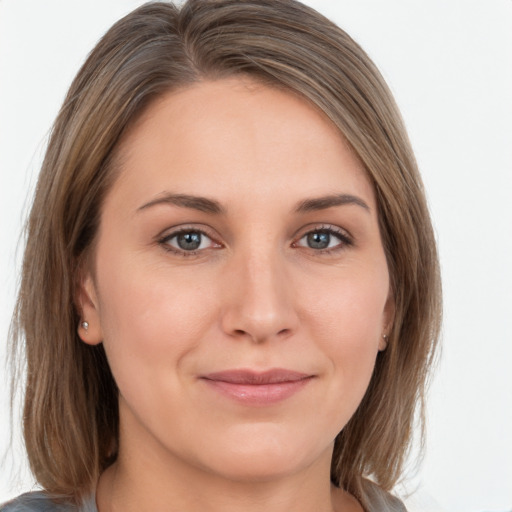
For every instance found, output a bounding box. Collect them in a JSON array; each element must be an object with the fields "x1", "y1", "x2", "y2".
[{"x1": 200, "y1": 369, "x2": 314, "y2": 406}]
